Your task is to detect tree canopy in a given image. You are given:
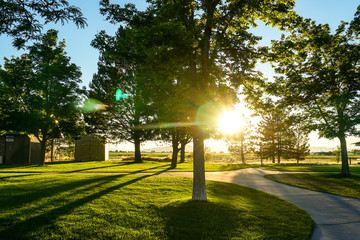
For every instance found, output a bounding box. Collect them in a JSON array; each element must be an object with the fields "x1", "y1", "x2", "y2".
[
  {"x1": 268, "y1": 11, "x2": 360, "y2": 175},
  {"x1": 86, "y1": 26, "x2": 157, "y2": 163},
  {"x1": 0, "y1": 0, "x2": 87, "y2": 48}
]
